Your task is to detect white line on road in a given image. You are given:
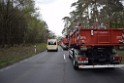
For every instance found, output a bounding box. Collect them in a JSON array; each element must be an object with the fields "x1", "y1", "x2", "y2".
[
  {"x1": 63, "y1": 54, "x2": 67, "y2": 63},
  {"x1": 63, "y1": 54, "x2": 66, "y2": 60}
]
